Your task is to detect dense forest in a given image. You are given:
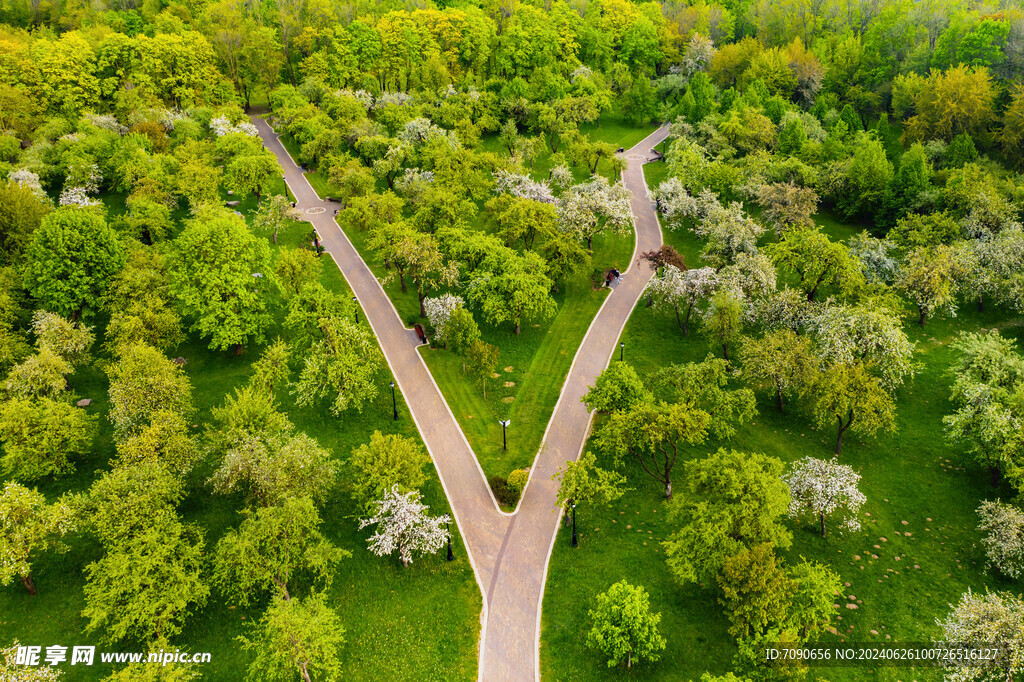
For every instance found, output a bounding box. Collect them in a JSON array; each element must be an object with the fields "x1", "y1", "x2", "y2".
[{"x1": 4, "y1": 0, "x2": 1024, "y2": 679}]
